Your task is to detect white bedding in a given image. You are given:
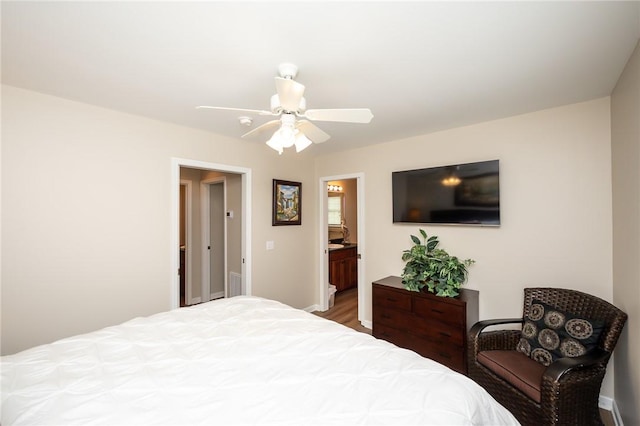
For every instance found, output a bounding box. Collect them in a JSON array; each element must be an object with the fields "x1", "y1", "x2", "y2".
[{"x1": 1, "y1": 296, "x2": 518, "y2": 425}]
